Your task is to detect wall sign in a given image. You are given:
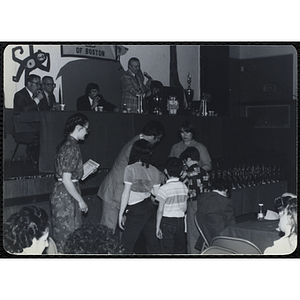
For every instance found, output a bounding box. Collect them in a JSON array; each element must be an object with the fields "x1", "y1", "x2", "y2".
[{"x1": 61, "y1": 45, "x2": 117, "y2": 61}]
